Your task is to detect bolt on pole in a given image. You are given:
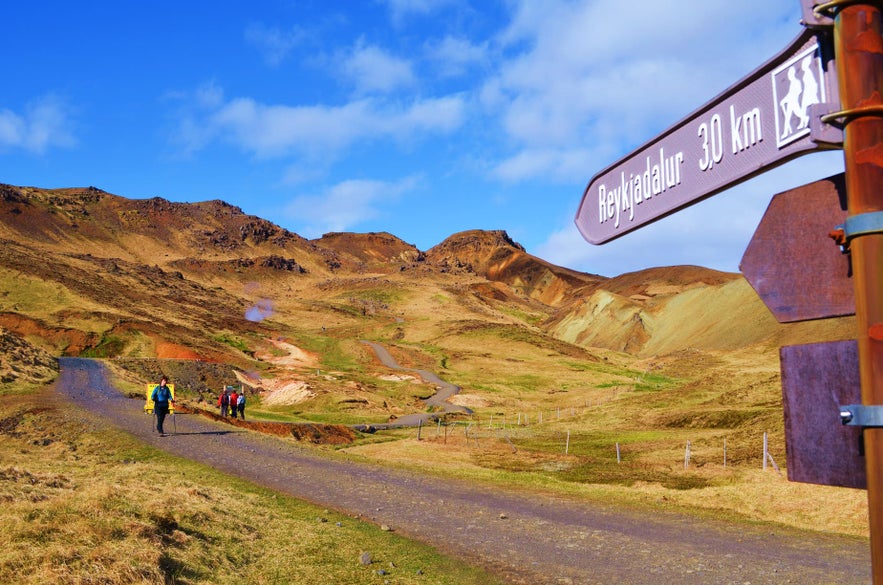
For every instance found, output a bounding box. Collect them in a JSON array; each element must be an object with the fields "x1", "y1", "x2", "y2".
[{"x1": 833, "y1": 3, "x2": 883, "y2": 581}]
